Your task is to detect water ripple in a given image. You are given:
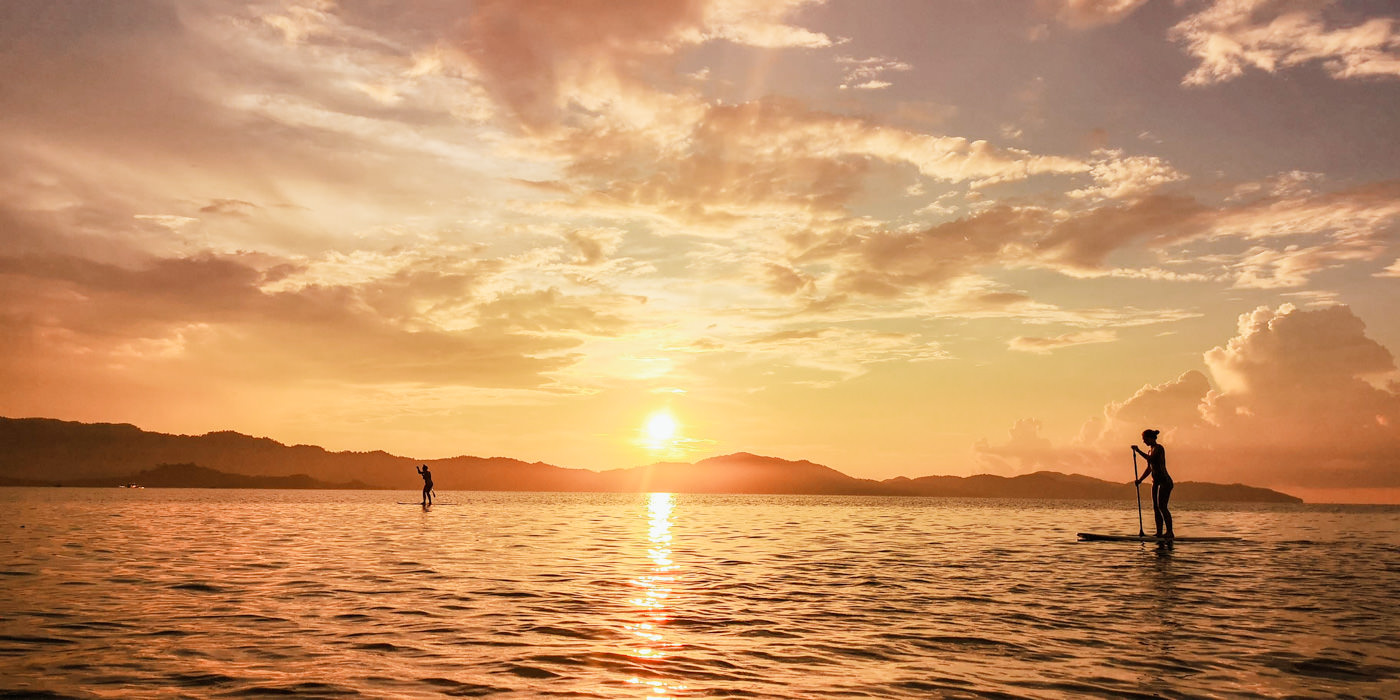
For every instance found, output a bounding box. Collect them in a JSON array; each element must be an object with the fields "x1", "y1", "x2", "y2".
[{"x1": 0, "y1": 489, "x2": 1397, "y2": 698}]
